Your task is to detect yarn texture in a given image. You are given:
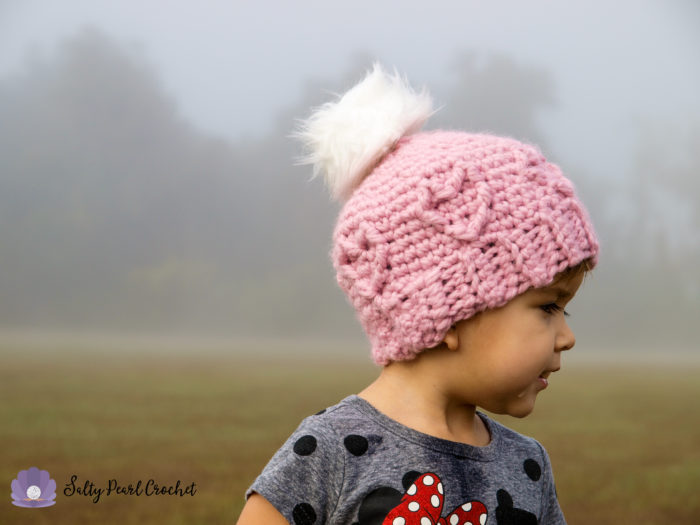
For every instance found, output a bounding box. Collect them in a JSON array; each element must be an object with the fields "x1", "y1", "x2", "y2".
[{"x1": 331, "y1": 132, "x2": 598, "y2": 365}]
